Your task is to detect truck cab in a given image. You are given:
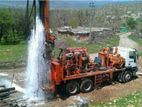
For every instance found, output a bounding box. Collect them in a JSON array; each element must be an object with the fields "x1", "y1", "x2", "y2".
[{"x1": 116, "y1": 47, "x2": 139, "y2": 75}]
